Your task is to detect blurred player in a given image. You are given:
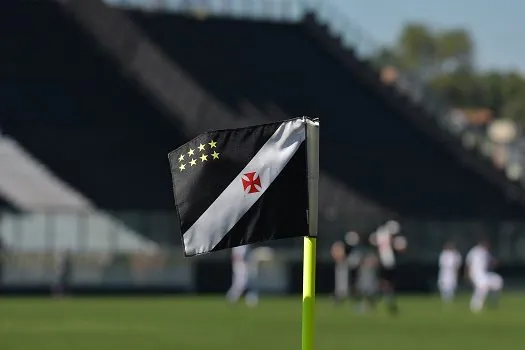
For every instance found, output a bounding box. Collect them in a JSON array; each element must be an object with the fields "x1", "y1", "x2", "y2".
[
  {"x1": 226, "y1": 244, "x2": 259, "y2": 307},
  {"x1": 370, "y1": 220, "x2": 407, "y2": 315},
  {"x1": 51, "y1": 249, "x2": 71, "y2": 298},
  {"x1": 330, "y1": 231, "x2": 362, "y2": 302},
  {"x1": 465, "y1": 239, "x2": 503, "y2": 312},
  {"x1": 437, "y1": 241, "x2": 462, "y2": 303},
  {"x1": 354, "y1": 248, "x2": 380, "y2": 313}
]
